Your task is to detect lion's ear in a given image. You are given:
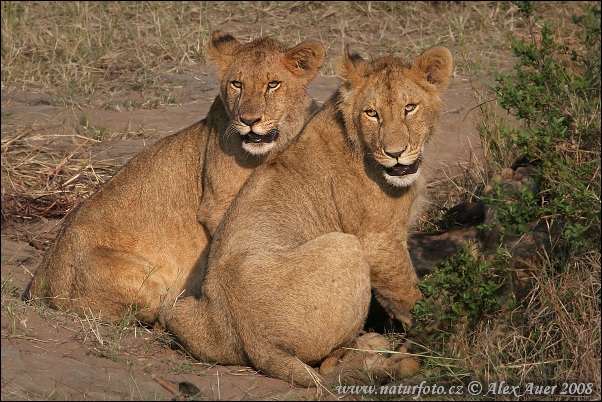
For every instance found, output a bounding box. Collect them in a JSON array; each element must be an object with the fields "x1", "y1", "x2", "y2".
[
  {"x1": 205, "y1": 30, "x2": 241, "y2": 72},
  {"x1": 336, "y1": 46, "x2": 369, "y2": 87},
  {"x1": 412, "y1": 46, "x2": 453, "y2": 93},
  {"x1": 284, "y1": 41, "x2": 326, "y2": 80}
]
